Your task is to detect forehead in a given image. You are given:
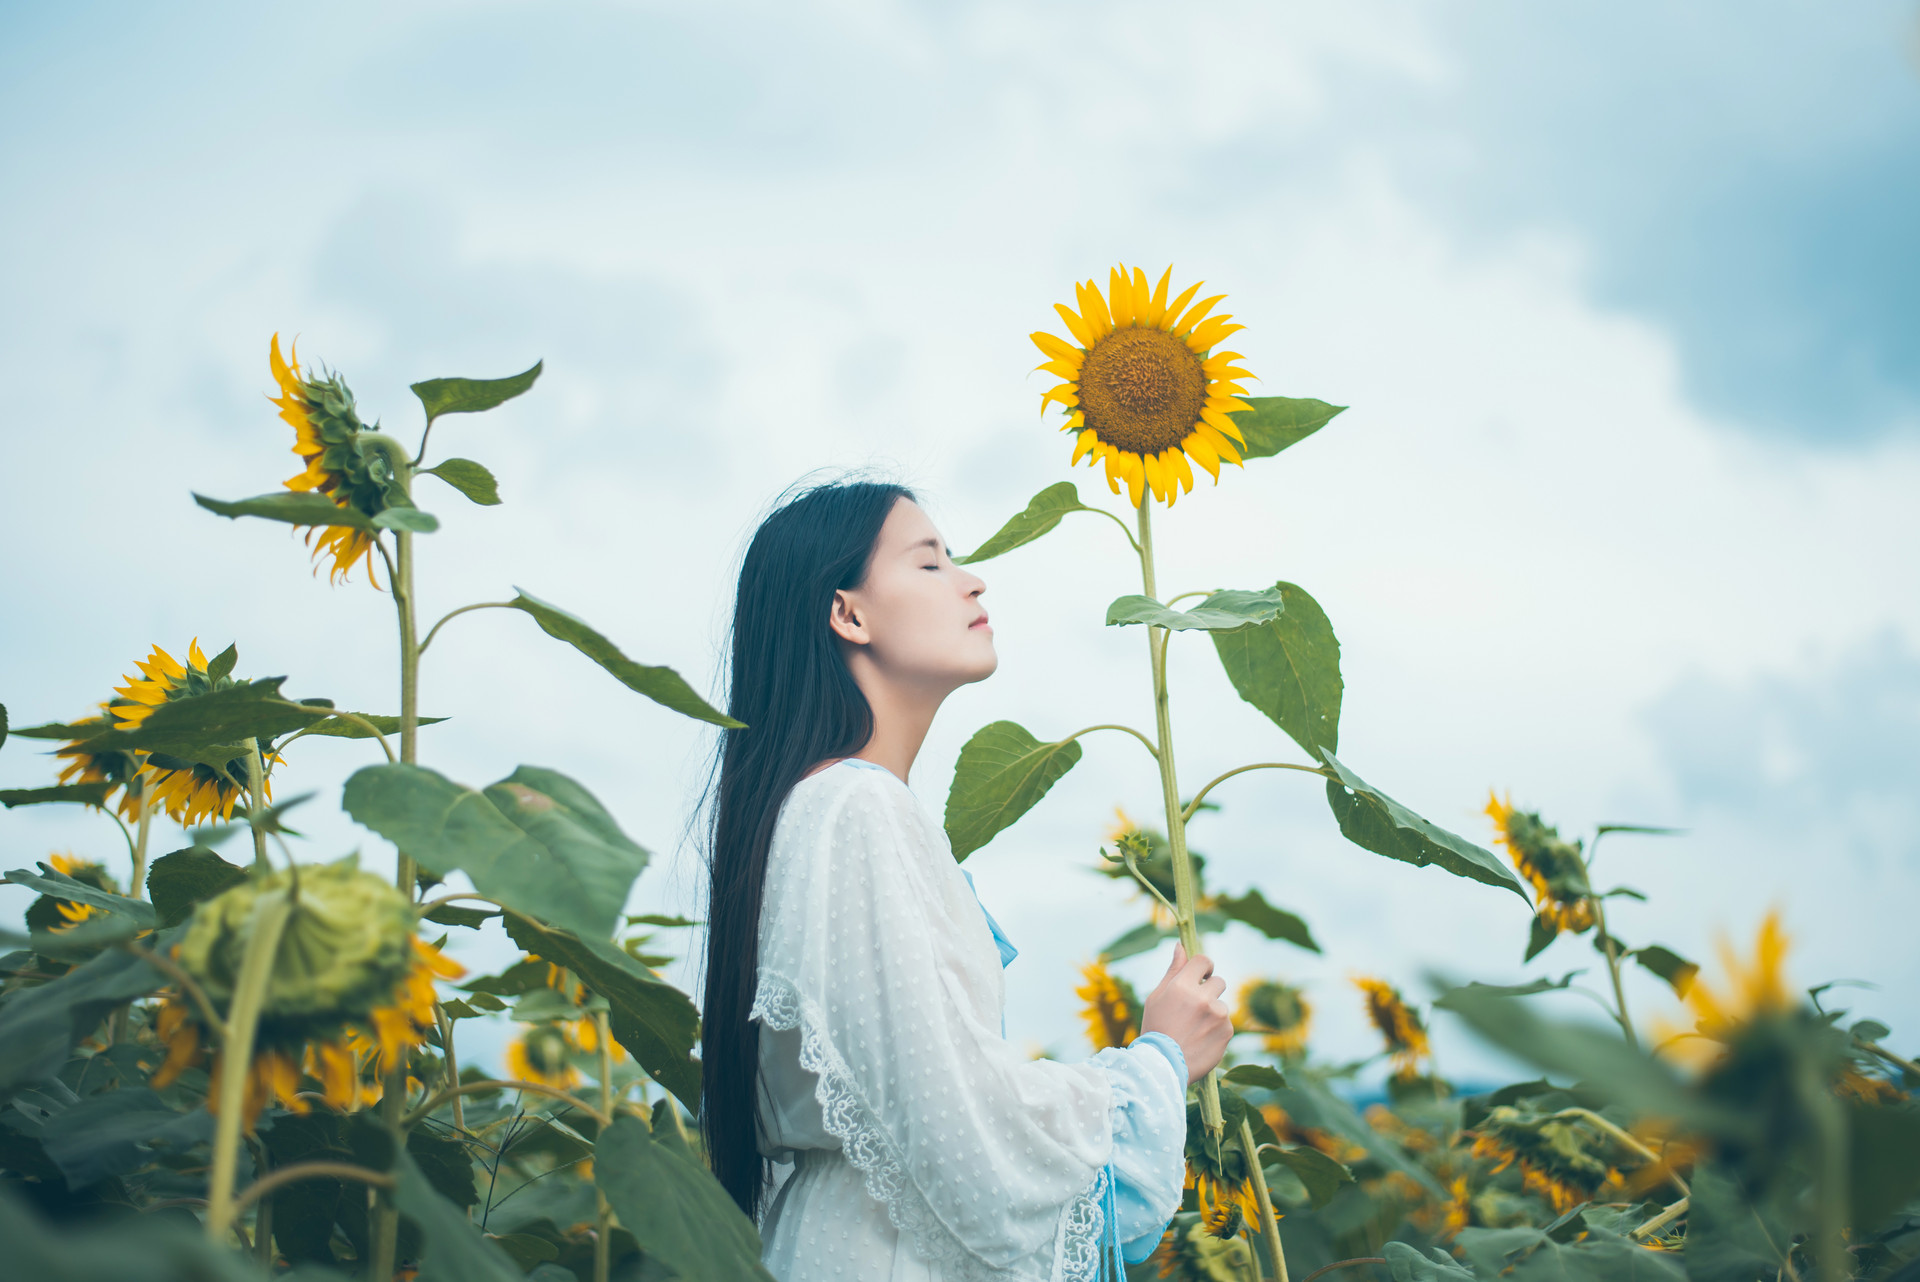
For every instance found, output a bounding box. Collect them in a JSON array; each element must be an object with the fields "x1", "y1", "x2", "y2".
[{"x1": 877, "y1": 498, "x2": 943, "y2": 550}]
